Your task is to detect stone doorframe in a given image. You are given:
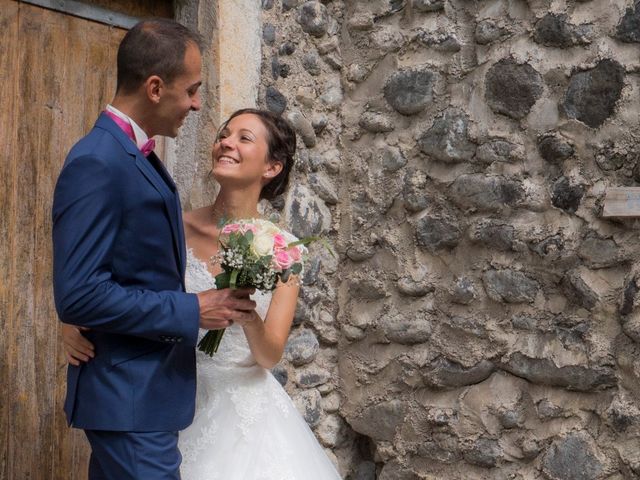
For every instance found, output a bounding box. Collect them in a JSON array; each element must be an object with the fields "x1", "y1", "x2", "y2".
[{"x1": 172, "y1": 0, "x2": 262, "y2": 211}]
